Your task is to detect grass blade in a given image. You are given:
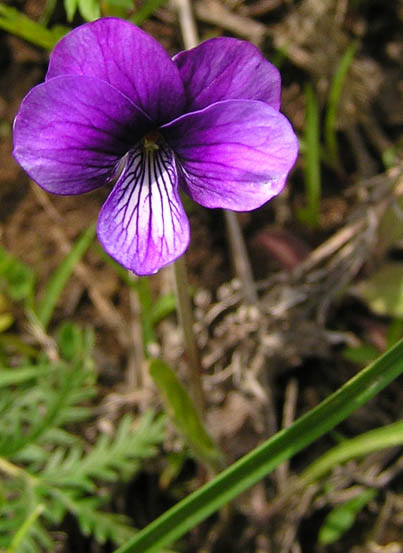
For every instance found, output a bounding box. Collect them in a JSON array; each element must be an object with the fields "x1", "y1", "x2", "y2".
[
  {"x1": 150, "y1": 359, "x2": 224, "y2": 473},
  {"x1": 0, "y1": 5, "x2": 67, "y2": 50},
  {"x1": 131, "y1": 0, "x2": 168, "y2": 25},
  {"x1": 318, "y1": 488, "x2": 377, "y2": 545},
  {"x1": 298, "y1": 83, "x2": 321, "y2": 228},
  {"x1": 300, "y1": 420, "x2": 403, "y2": 486},
  {"x1": 36, "y1": 225, "x2": 96, "y2": 329},
  {"x1": 114, "y1": 338, "x2": 403, "y2": 553},
  {"x1": 325, "y1": 42, "x2": 358, "y2": 166}
]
